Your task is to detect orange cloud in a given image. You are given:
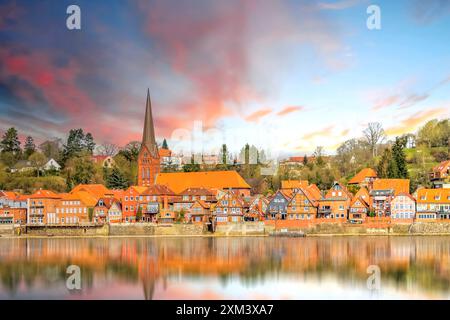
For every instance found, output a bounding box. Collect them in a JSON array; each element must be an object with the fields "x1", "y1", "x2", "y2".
[
  {"x1": 277, "y1": 105, "x2": 304, "y2": 116},
  {"x1": 302, "y1": 125, "x2": 334, "y2": 140},
  {"x1": 245, "y1": 108, "x2": 272, "y2": 122},
  {"x1": 385, "y1": 108, "x2": 448, "y2": 136}
]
